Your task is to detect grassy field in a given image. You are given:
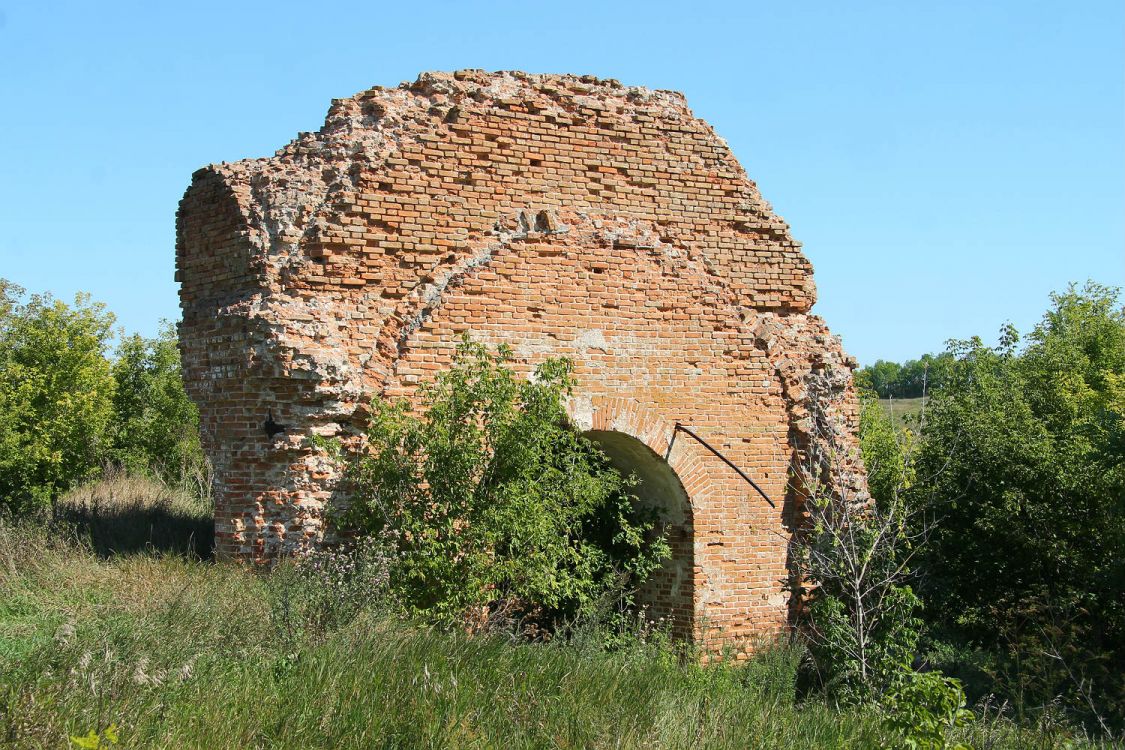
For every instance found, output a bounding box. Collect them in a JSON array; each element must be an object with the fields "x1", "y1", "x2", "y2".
[
  {"x1": 0, "y1": 479, "x2": 1105, "y2": 749},
  {"x1": 879, "y1": 397, "x2": 928, "y2": 431}
]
